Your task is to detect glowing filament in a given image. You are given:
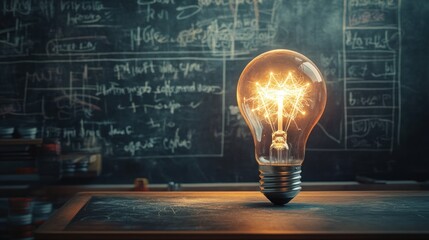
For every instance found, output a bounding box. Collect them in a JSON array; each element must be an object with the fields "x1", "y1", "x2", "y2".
[
  {"x1": 248, "y1": 72, "x2": 310, "y2": 132},
  {"x1": 277, "y1": 96, "x2": 283, "y2": 131}
]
